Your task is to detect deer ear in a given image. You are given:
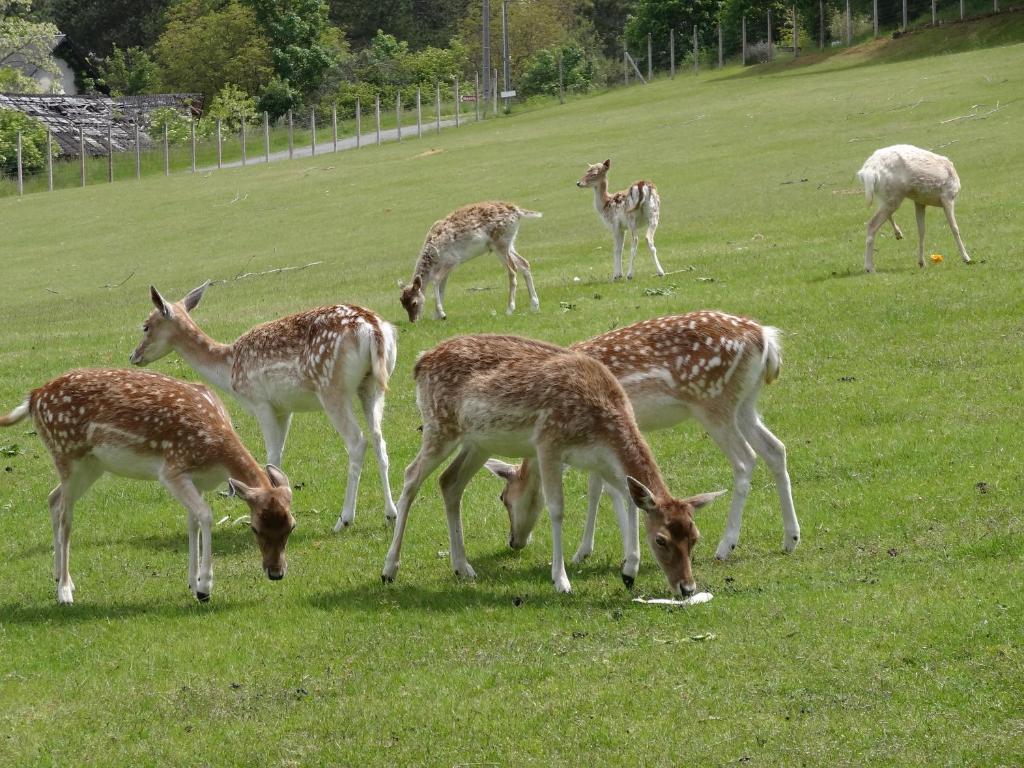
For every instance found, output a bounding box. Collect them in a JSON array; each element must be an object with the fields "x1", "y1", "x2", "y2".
[
  {"x1": 484, "y1": 459, "x2": 519, "y2": 481},
  {"x1": 626, "y1": 476, "x2": 659, "y2": 514},
  {"x1": 411, "y1": 275, "x2": 422, "y2": 291},
  {"x1": 182, "y1": 280, "x2": 211, "y2": 313},
  {"x1": 227, "y1": 478, "x2": 258, "y2": 502},
  {"x1": 265, "y1": 464, "x2": 290, "y2": 490},
  {"x1": 685, "y1": 490, "x2": 728, "y2": 511},
  {"x1": 150, "y1": 285, "x2": 172, "y2": 318},
  {"x1": 603, "y1": 158, "x2": 611, "y2": 168}
]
